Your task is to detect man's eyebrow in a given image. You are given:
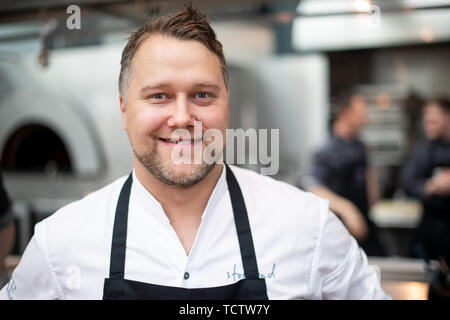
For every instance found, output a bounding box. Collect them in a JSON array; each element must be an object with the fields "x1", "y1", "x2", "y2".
[
  {"x1": 139, "y1": 82, "x2": 221, "y2": 95},
  {"x1": 191, "y1": 83, "x2": 221, "y2": 90},
  {"x1": 139, "y1": 83, "x2": 171, "y2": 94}
]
